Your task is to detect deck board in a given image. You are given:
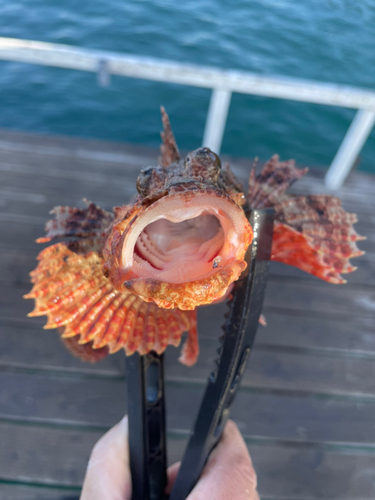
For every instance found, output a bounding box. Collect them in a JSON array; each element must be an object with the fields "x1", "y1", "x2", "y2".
[
  {"x1": 0, "y1": 128, "x2": 374, "y2": 498},
  {"x1": 0, "y1": 484, "x2": 79, "y2": 500},
  {"x1": 2, "y1": 422, "x2": 375, "y2": 499},
  {"x1": 2, "y1": 370, "x2": 375, "y2": 444}
]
